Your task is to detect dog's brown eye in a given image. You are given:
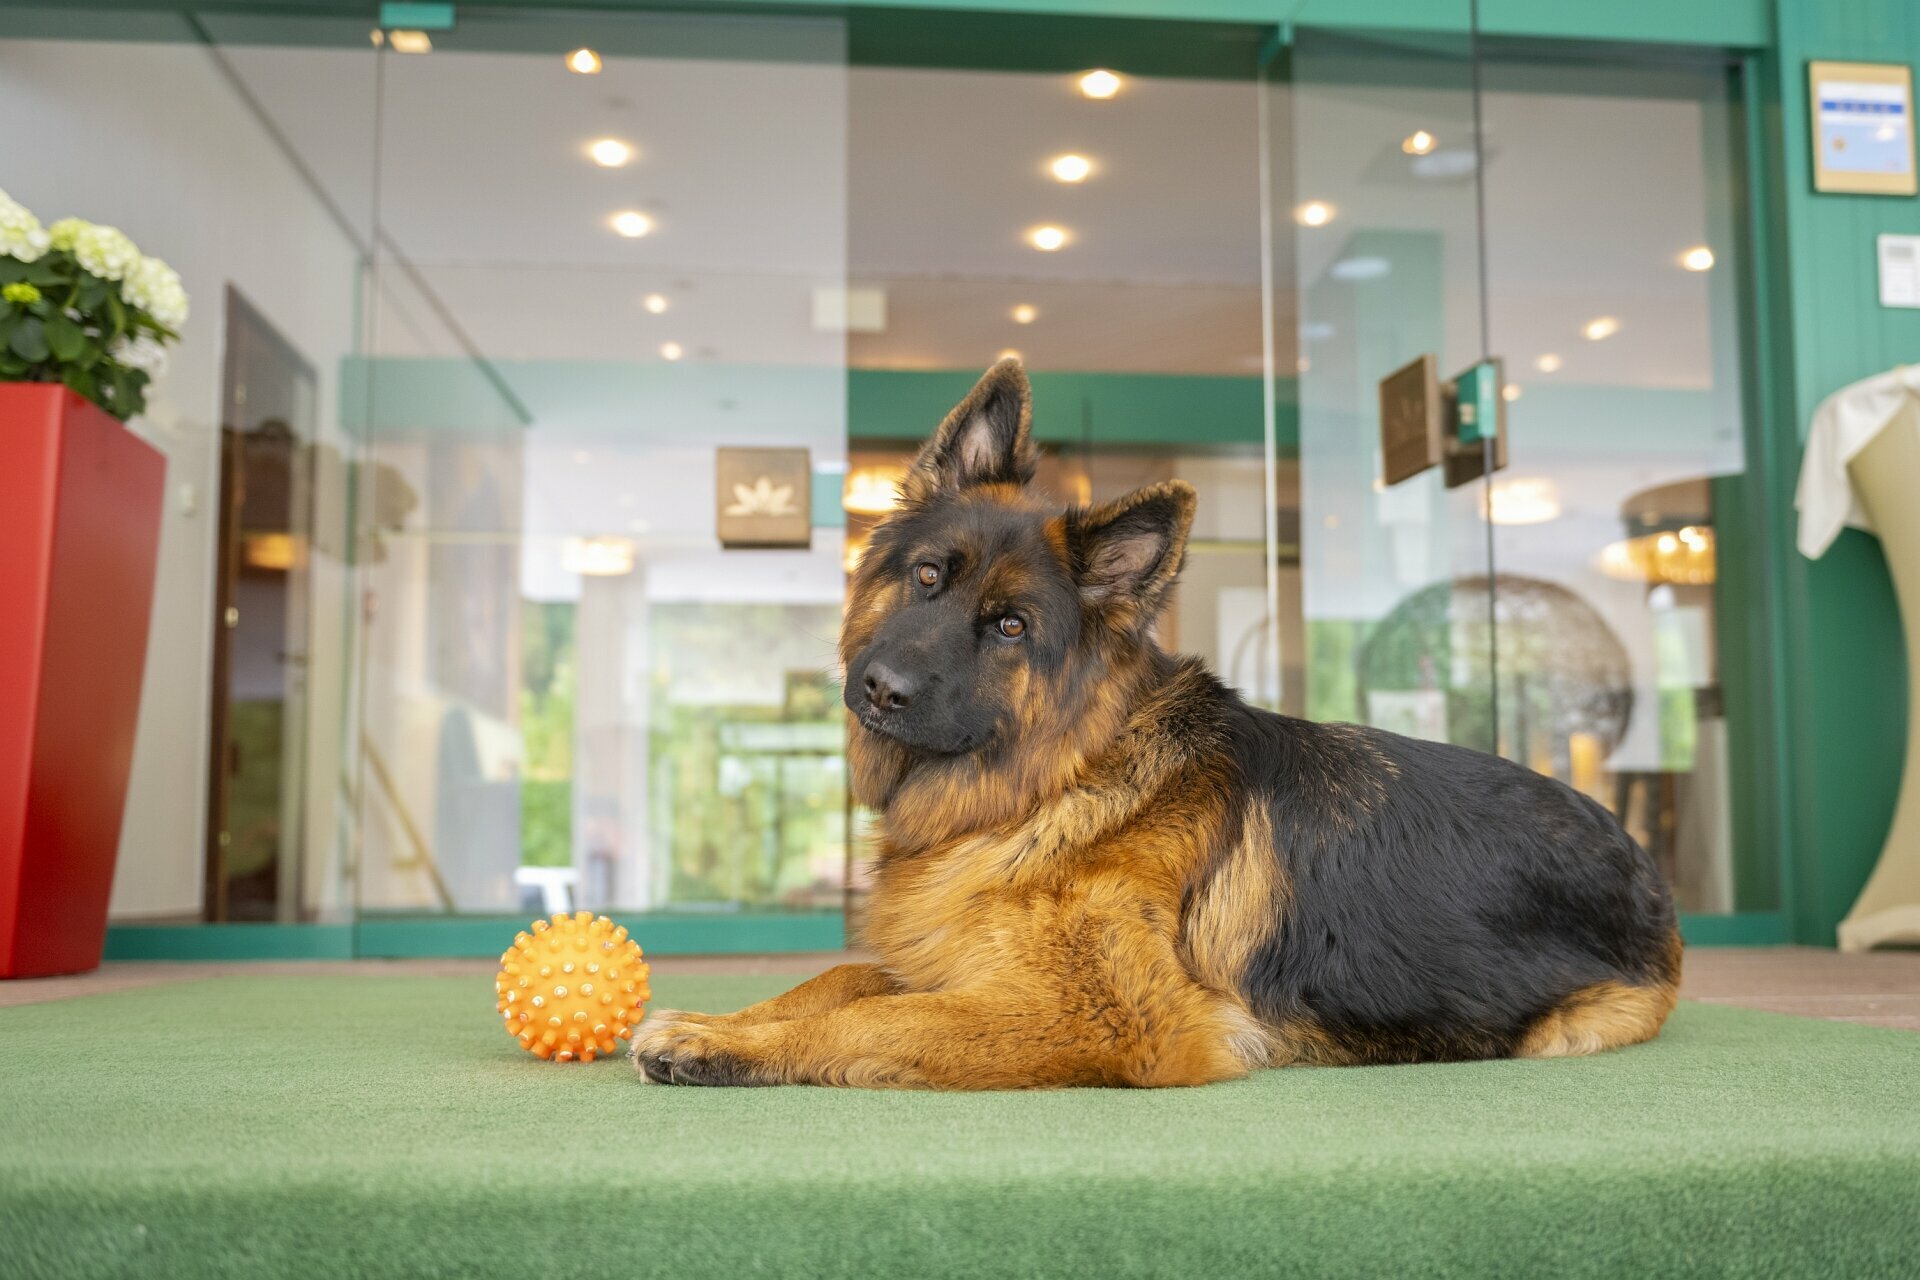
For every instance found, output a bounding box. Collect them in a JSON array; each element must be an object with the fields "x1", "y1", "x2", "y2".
[
  {"x1": 915, "y1": 562, "x2": 940, "y2": 588},
  {"x1": 998, "y1": 616, "x2": 1026, "y2": 639}
]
